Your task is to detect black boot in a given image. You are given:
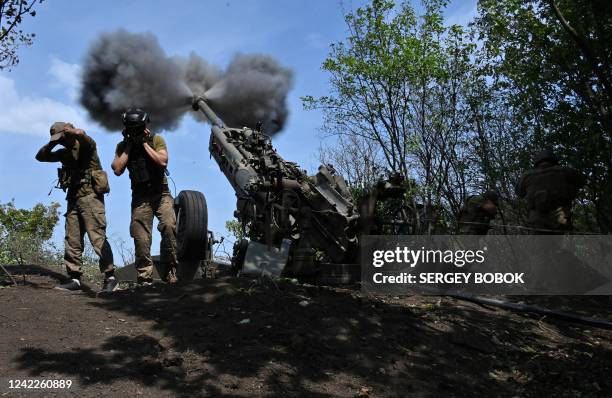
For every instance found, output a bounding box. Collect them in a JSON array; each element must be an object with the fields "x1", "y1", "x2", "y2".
[
  {"x1": 56, "y1": 278, "x2": 81, "y2": 291},
  {"x1": 101, "y1": 275, "x2": 118, "y2": 293}
]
